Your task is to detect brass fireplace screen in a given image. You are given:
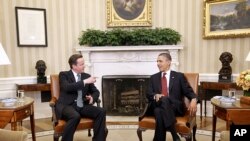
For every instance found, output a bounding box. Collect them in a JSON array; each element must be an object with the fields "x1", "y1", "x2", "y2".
[{"x1": 102, "y1": 75, "x2": 150, "y2": 116}]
